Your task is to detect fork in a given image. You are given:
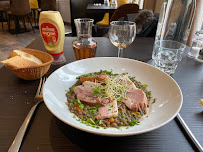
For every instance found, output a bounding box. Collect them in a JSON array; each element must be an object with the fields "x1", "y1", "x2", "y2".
[{"x1": 8, "y1": 77, "x2": 46, "y2": 152}]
